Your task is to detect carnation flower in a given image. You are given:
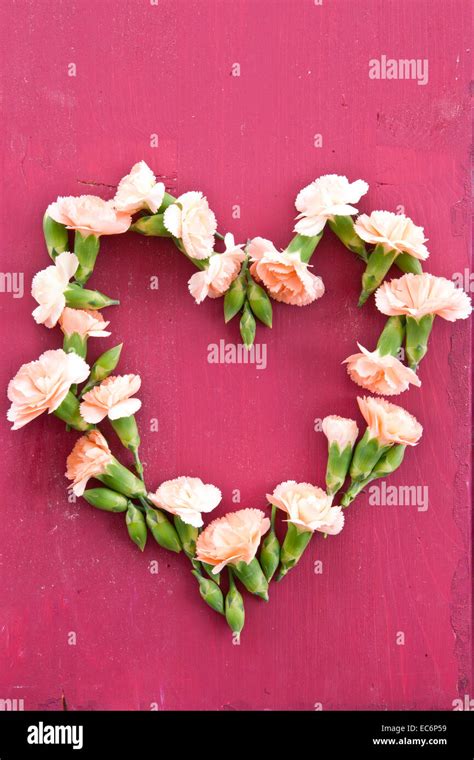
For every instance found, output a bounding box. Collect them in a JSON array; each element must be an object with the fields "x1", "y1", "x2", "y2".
[
  {"x1": 294, "y1": 174, "x2": 369, "y2": 237},
  {"x1": 188, "y1": 233, "x2": 245, "y2": 303},
  {"x1": 47, "y1": 195, "x2": 131, "y2": 237},
  {"x1": 148, "y1": 476, "x2": 222, "y2": 528},
  {"x1": 195, "y1": 508, "x2": 270, "y2": 574},
  {"x1": 7, "y1": 349, "x2": 89, "y2": 430},
  {"x1": 80, "y1": 374, "x2": 141, "y2": 423},
  {"x1": 163, "y1": 191, "x2": 217, "y2": 260},
  {"x1": 248, "y1": 236, "x2": 324, "y2": 306},
  {"x1": 114, "y1": 160, "x2": 165, "y2": 214},
  {"x1": 344, "y1": 343, "x2": 421, "y2": 395}
]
